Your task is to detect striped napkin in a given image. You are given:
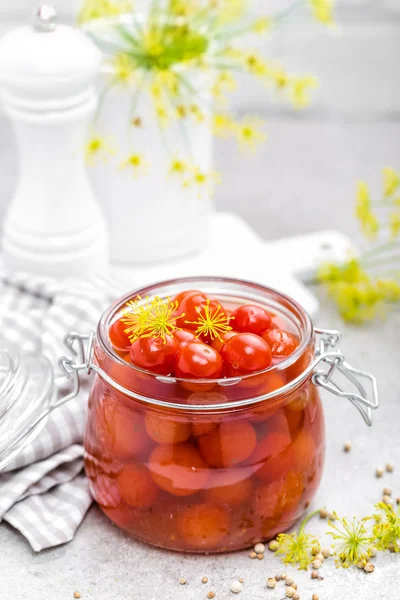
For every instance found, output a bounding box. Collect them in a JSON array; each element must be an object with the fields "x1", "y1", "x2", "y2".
[{"x1": 0, "y1": 270, "x2": 125, "y2": 551}]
